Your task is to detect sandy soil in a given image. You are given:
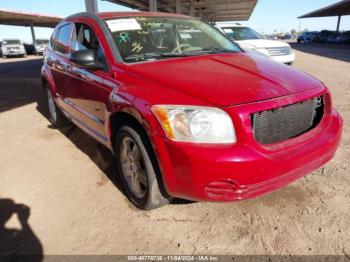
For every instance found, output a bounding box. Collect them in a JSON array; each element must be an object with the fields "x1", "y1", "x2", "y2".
[{"x1": 0, "y1": 48, "x2": 349, "y2": 256}]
